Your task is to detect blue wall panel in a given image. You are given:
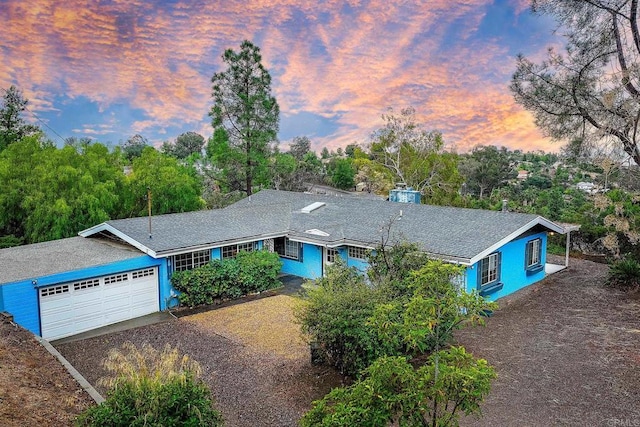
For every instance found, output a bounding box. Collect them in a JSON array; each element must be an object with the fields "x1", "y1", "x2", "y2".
[
  {"x1": 280, "y1": 243, "x2": 322, "y2": 279},
  {"x1": 1, "y1": 280, "x2": 40, "y2": 335},
  {"x1": 466, "y1": 232, "x2": 547, "y2": 301},
  {"x1": 1, "y1": 254, "x2": 162, "y2": 336},
  {"x1": 347, "y1": 256, "x2": 369, "y2": 274}
]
